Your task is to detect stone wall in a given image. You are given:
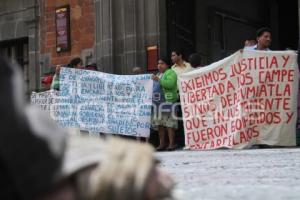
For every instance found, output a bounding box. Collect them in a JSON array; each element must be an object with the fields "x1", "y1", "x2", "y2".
[{"x1": 0, "y1": 0, "x2": 39, "y2": 92}]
